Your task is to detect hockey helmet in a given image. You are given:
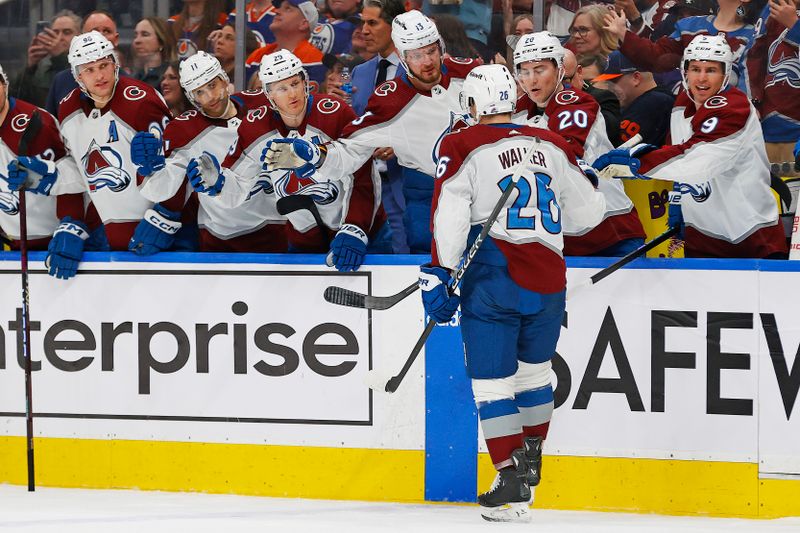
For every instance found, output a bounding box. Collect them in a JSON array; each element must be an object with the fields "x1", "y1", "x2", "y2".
[
  {"x1": 68, "y1": 30, "x2": 119, "y2": 96},
  {"x1": 179, "y1": 51, "x2": 230, "y2": 109},
  {"x1": 259, "y1": 49, "x2": 310, "y2": 108},
  {"x1": 681, "y1": 34, "x2": 734, "y2": 93},
  {"x1": 513, "y1": 31, "x2": 565, "y2": 72},
  {"x1": 459, "y1": 64, "x2": 517, "y2": 119},
  {"x1": 391, "y1": 10, "x2": 445, "y2": 59}
]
